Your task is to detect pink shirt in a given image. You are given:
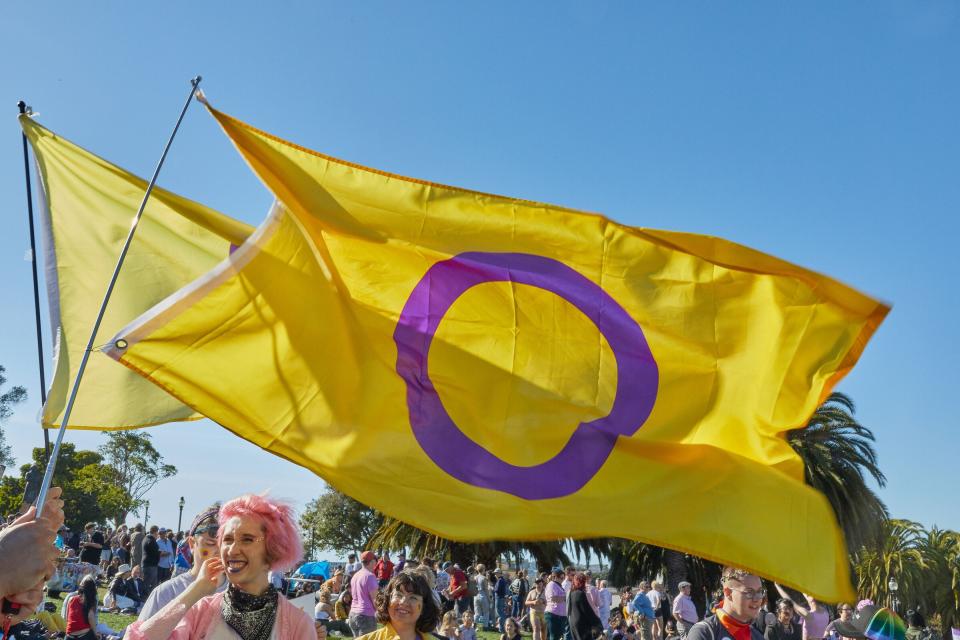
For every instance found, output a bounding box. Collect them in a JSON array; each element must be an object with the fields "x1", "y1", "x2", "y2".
[
  {"x1": 350, "y1": 567, "x2": 379, "y2": 616},
  {"x1": 124, "y1": 590, "x2": 314, "y2": 640},
  {"x1": 545, "y1": 580, "x2": 567, "y2": 616}
]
